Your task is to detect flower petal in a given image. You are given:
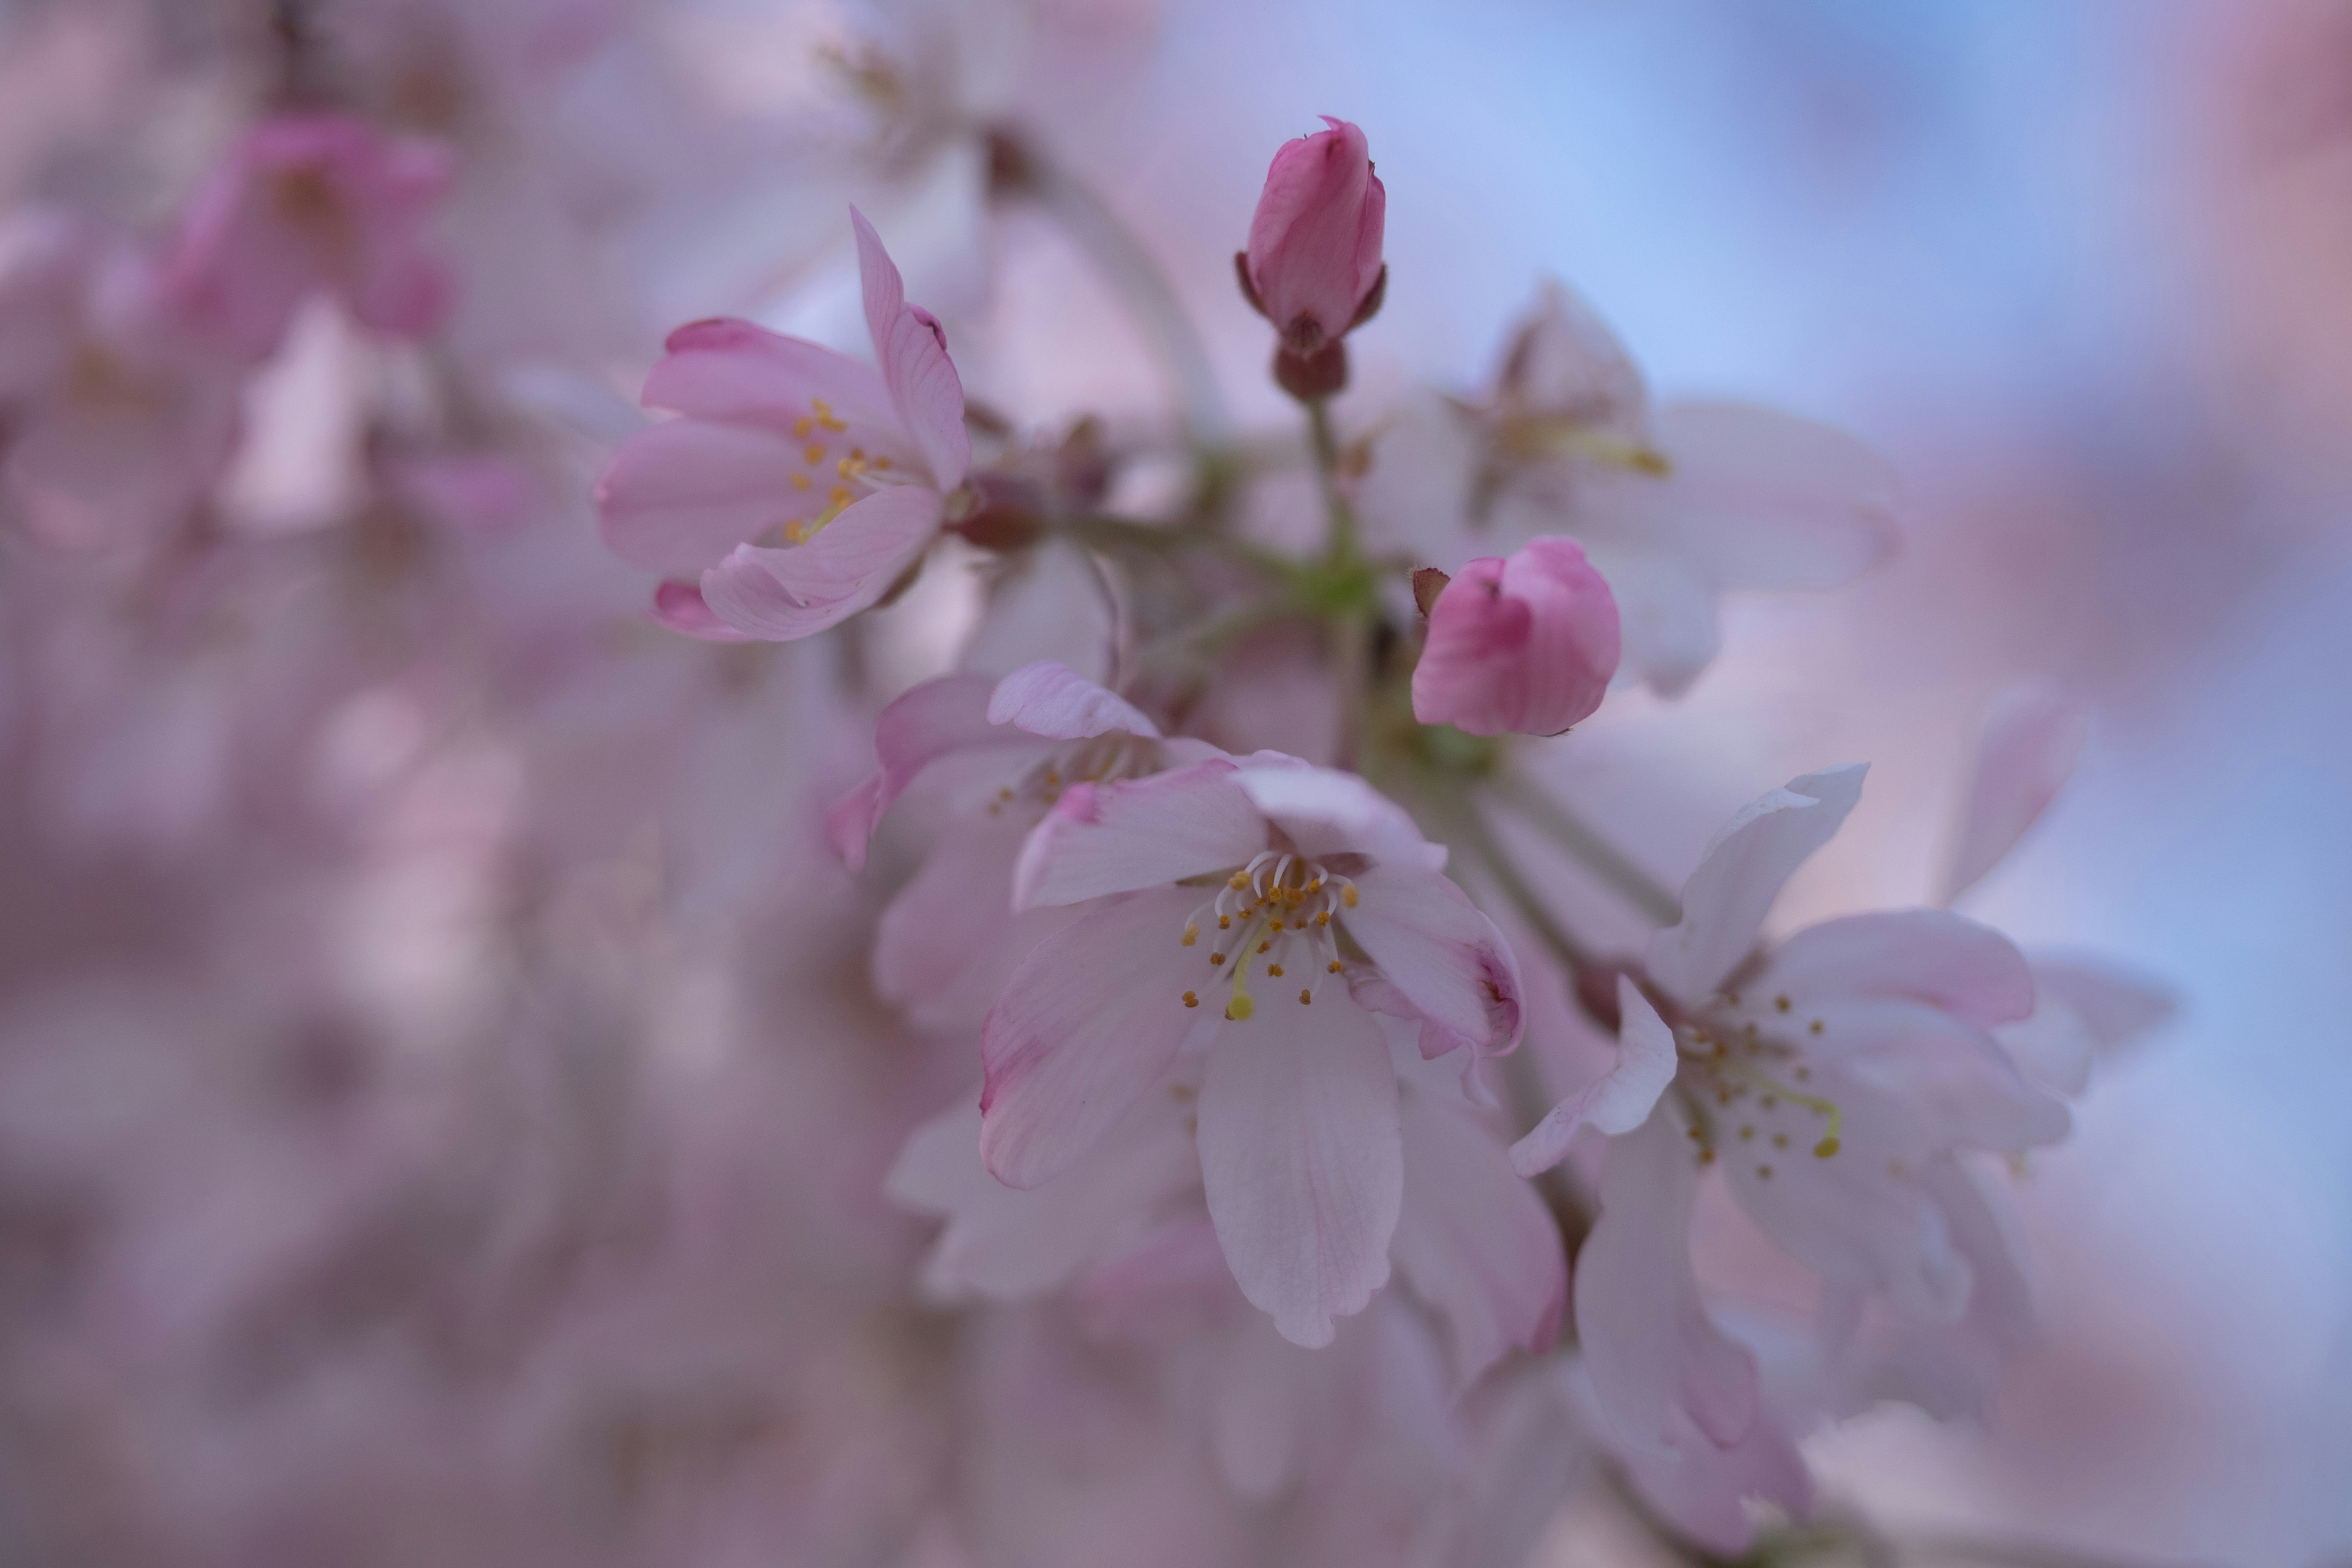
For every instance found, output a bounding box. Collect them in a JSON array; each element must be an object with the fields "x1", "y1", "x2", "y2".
[
  {"x1": 987, "y1": 660, "x2": 1161, "y2": 741},
  {"x1": 1510, "y1": 977, "x2": 1678, "y2": 1175},
  {"x1": 1011, "y1": 758, "x2": 1267, "y2": 909},
  {"x1": 596, "y1": 418, "x2": 809, "y2": 575},
  {"x1": 851, "y1": 206, "x2": 968, "y2": 489},
  {"x1": 875, "y1": 820, "x2": 1079, "y2": 1028},
  {"x1": 1231, "y1": 760, "x2": 1447, "y2": 872},
  {"x1": 1642, "y1": 401, "x2": 1899, "y2": 591},
  {"x1": 1198, "y1": 998, "x2": 1401, "y2": 1348},
  {"x1": 1338, "y1": 864, "x2": 1524, "y2": 1055},
  {"x1": 643, "y1": 317, "x2": 900, "y2": 440},
  {"x1": 698, "y1": 483, "x2": 941, "y2": 642},
  {"x1": 1392, "y1": 1088, "x2": 1564, "y2": 1384},
  {"x1": 887, "y1": 1096, "x2": 1196, "y2": 1302},
  {"x1": 1648, "y1": 763, "x2": 1868, "y2": 1003},
  {"x1": 979, "y1": 886, "x2": 1207, "y2": 1188},
  {"x1": 825, "y1": 669, "x2": 1030, "y2": 869},
  {"x1": 1942, "y1": 681, "x2": 2090, "y2": 904},
  {"x1": 1760, "y1": 909, "x2": 2035, "y2": 1028},
  {"x1": 1575, "y1": 1114, "x2": 1763, "y2": 1455},
  {"x1": 647, "y1": 579, "x2": 755, "y2": 642}
]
